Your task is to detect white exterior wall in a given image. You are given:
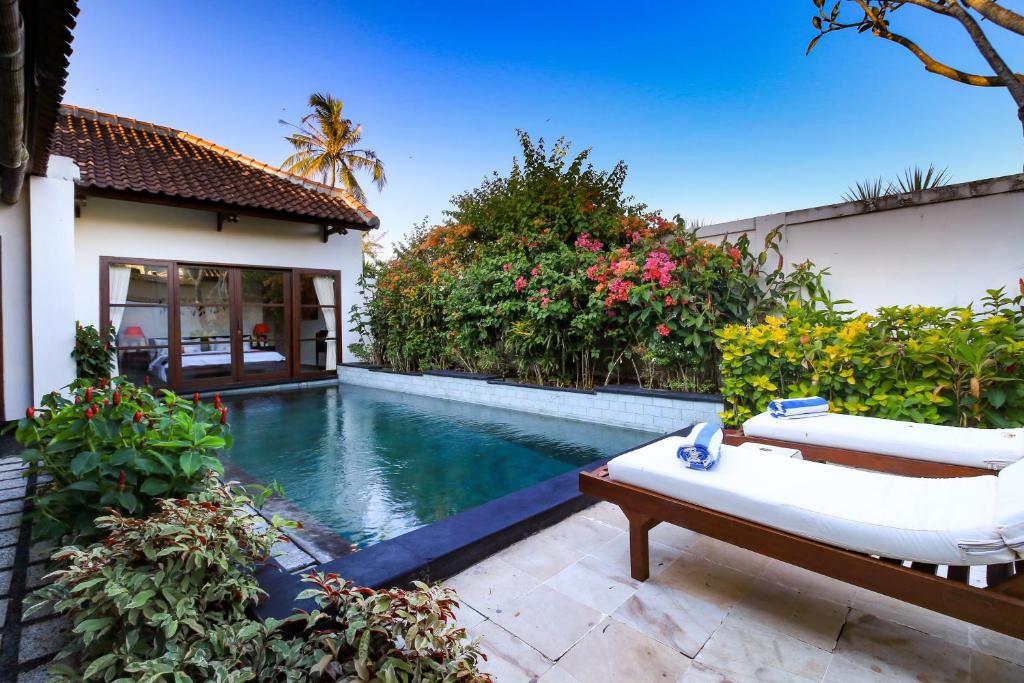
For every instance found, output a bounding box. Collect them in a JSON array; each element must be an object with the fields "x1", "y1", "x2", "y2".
[
  {"x1": 0, "y1": 185, "x2": 32, "y2": 421},
  {"x1": 697, "y1": 177, "x2": 1024, "y2": 312},
  {"x1": 339, "y1": 366, "x2": 723, "y2": 433},
  {"x1": 73, "y1": 197, "x2": 366, "y2": 364}
]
